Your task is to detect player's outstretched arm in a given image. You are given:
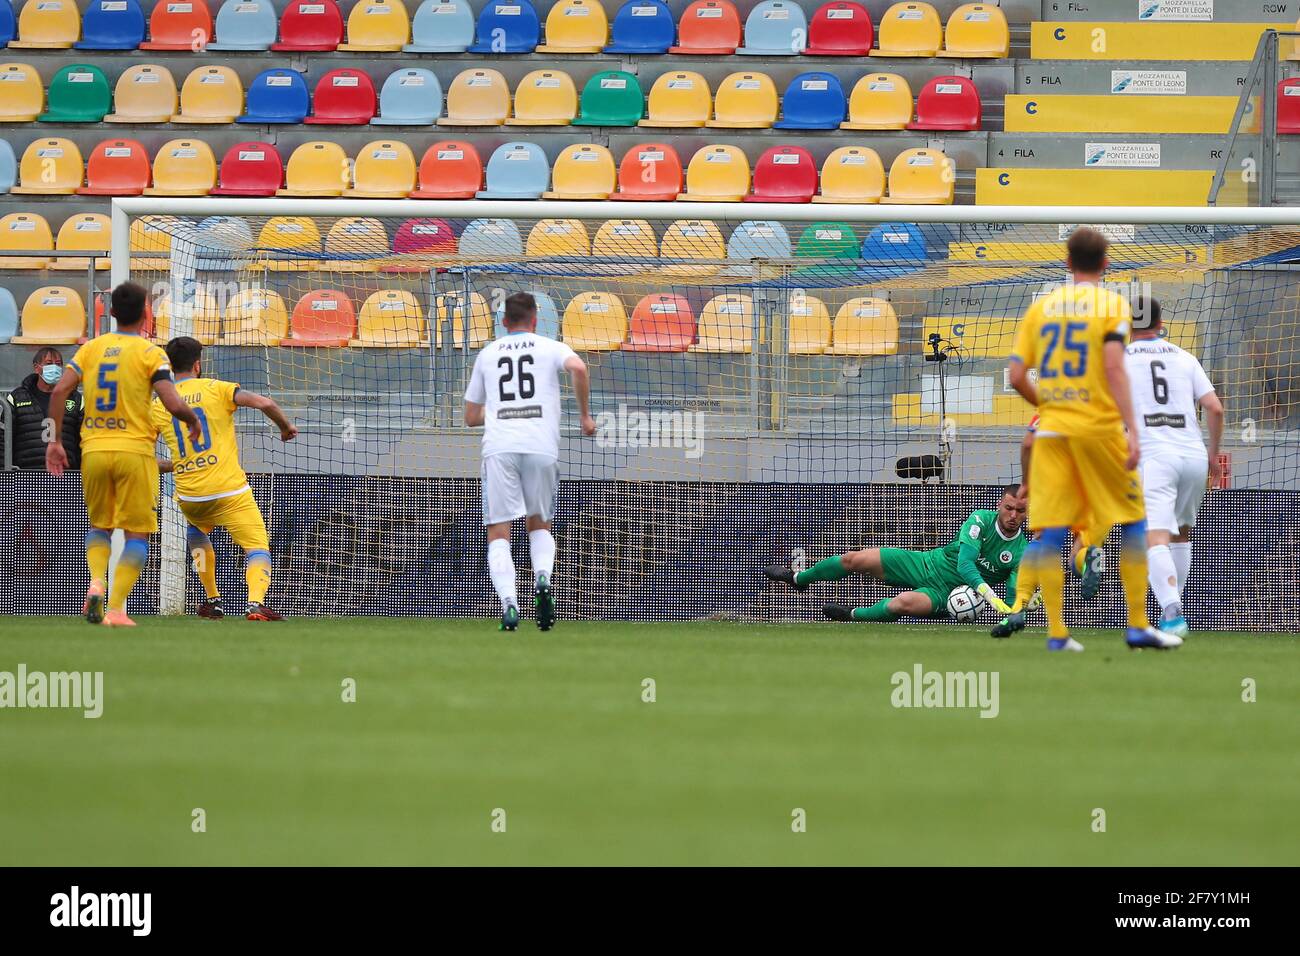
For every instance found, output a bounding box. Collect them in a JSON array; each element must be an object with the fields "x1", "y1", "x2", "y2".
[
  {"x1": 44, "y1": 366, "x2": 80, "y2": 476},
  {"x1": 564, "y1": 355, "x2": 596, "y2": 437},
  {"x1": 235, "y1": 390, "x2": 298, "y2": 441},
  {"x1": 1102, "y1": 339, "x2": 1140, "y2": 469},
  {"x1": 153, "y1": 378, "x2": 202, "y2": 445},
  {"x1": 1200, "y1": 390, "x2": 1225, "y2": 482}
]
